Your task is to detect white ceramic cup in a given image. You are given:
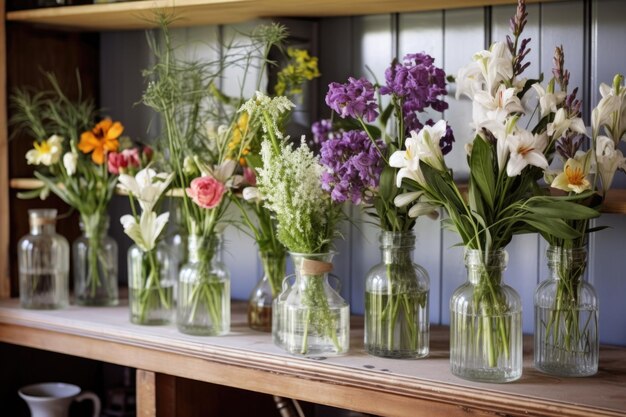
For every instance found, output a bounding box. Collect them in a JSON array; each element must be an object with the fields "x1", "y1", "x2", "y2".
[{"x1": 18, "y1": 382, "x2": 101, "y2": 417}]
